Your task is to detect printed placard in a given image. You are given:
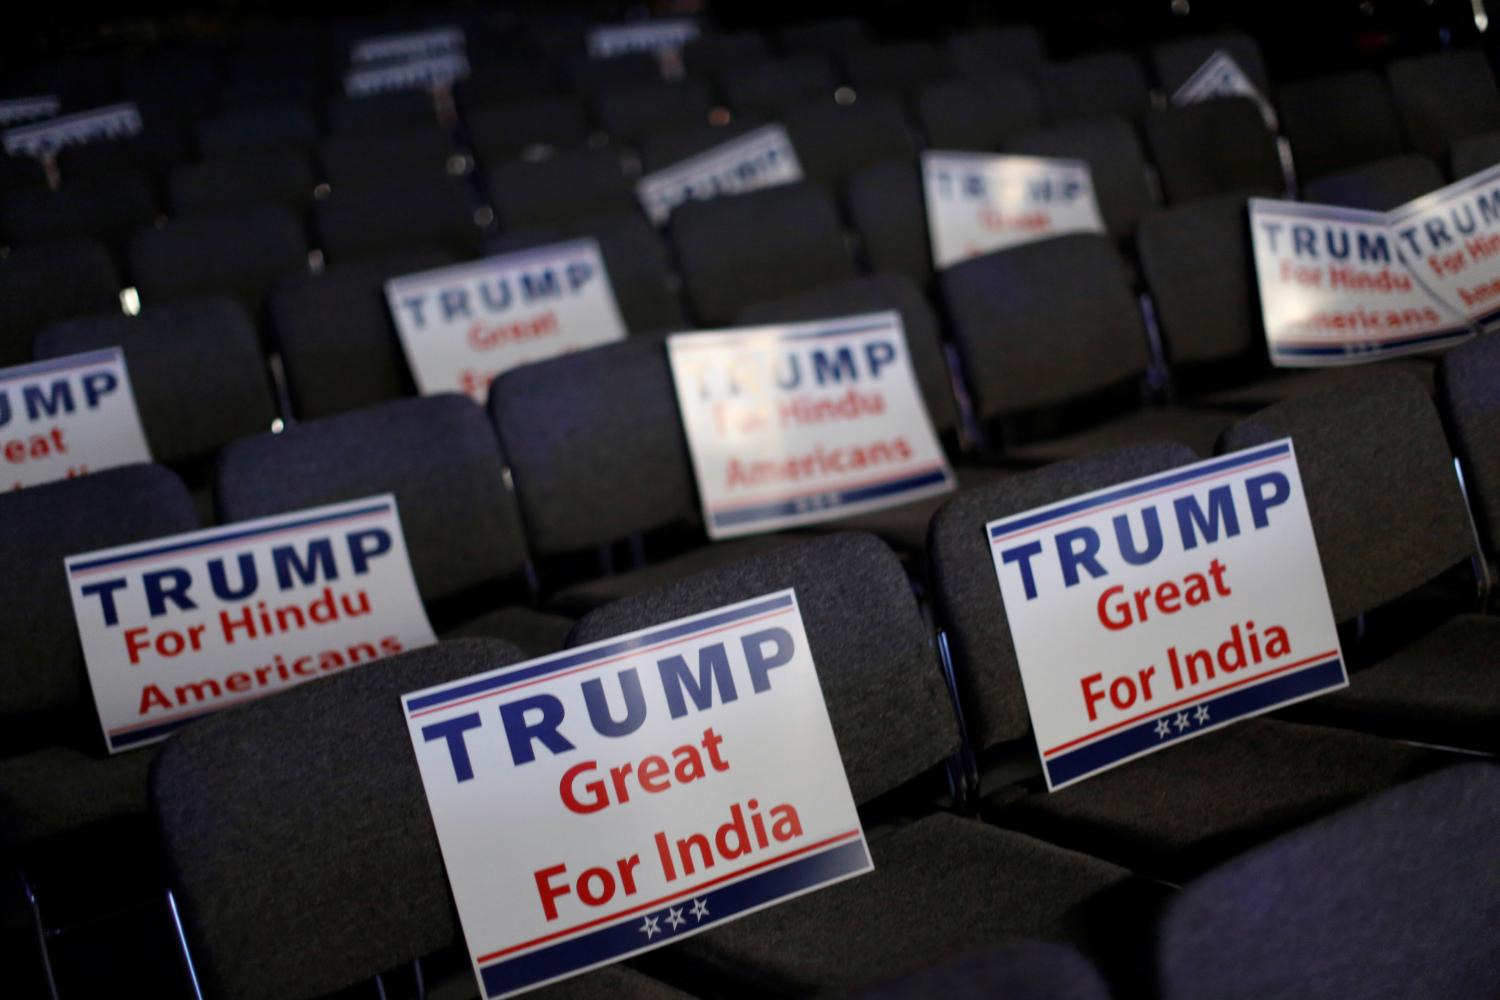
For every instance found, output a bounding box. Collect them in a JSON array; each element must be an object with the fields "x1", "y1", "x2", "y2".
[
  {"x1": 351, "y1": 26, "x2": 466, "y2": 64},
  {"x1": 66, "y1": 495, "x2": 436, "y2": 753},
  {"x1": 587, "y1": 19, "x2": 700, "y2": 59},
  {"x1": 2, "y1": 349, "x2": 151, "y2": 491},
  {"x1": 1388, "y1": 163, "x2": 1500, "y2": 331},
  {"x1": 636, "y1": 125, "x2": 803, "y2": 226},
  {"x1": 386, "y1": 238, "x2": 629, "y2": 402},
  {"x1": 0, "y1": 95, "x2": 61, "y2": 127},
  {"x1": 403, "y1": 589, "x2": 870, "y2": 999},
  {"x1": 988, "y1": 441, "x2": 1347, "y2": 791},
  {"x1": 345, "y1": 53, "x2": 471, "y2": 97},
  {"x1": 922, "y1": 151, "x2": 1106, "y2": 269},
  {"x1": 1171, "y1": 50, "x2": 1277, "y2": 130},
  {"x1": 668, "y1": 312, "x2": 955, "y2": 539},
  {"x1": 3, "y1": 102, "x2": 141, "y2": 159},
  {"x1": 1250, "y1": 199, "x2": 1472, "y2": 365}
]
